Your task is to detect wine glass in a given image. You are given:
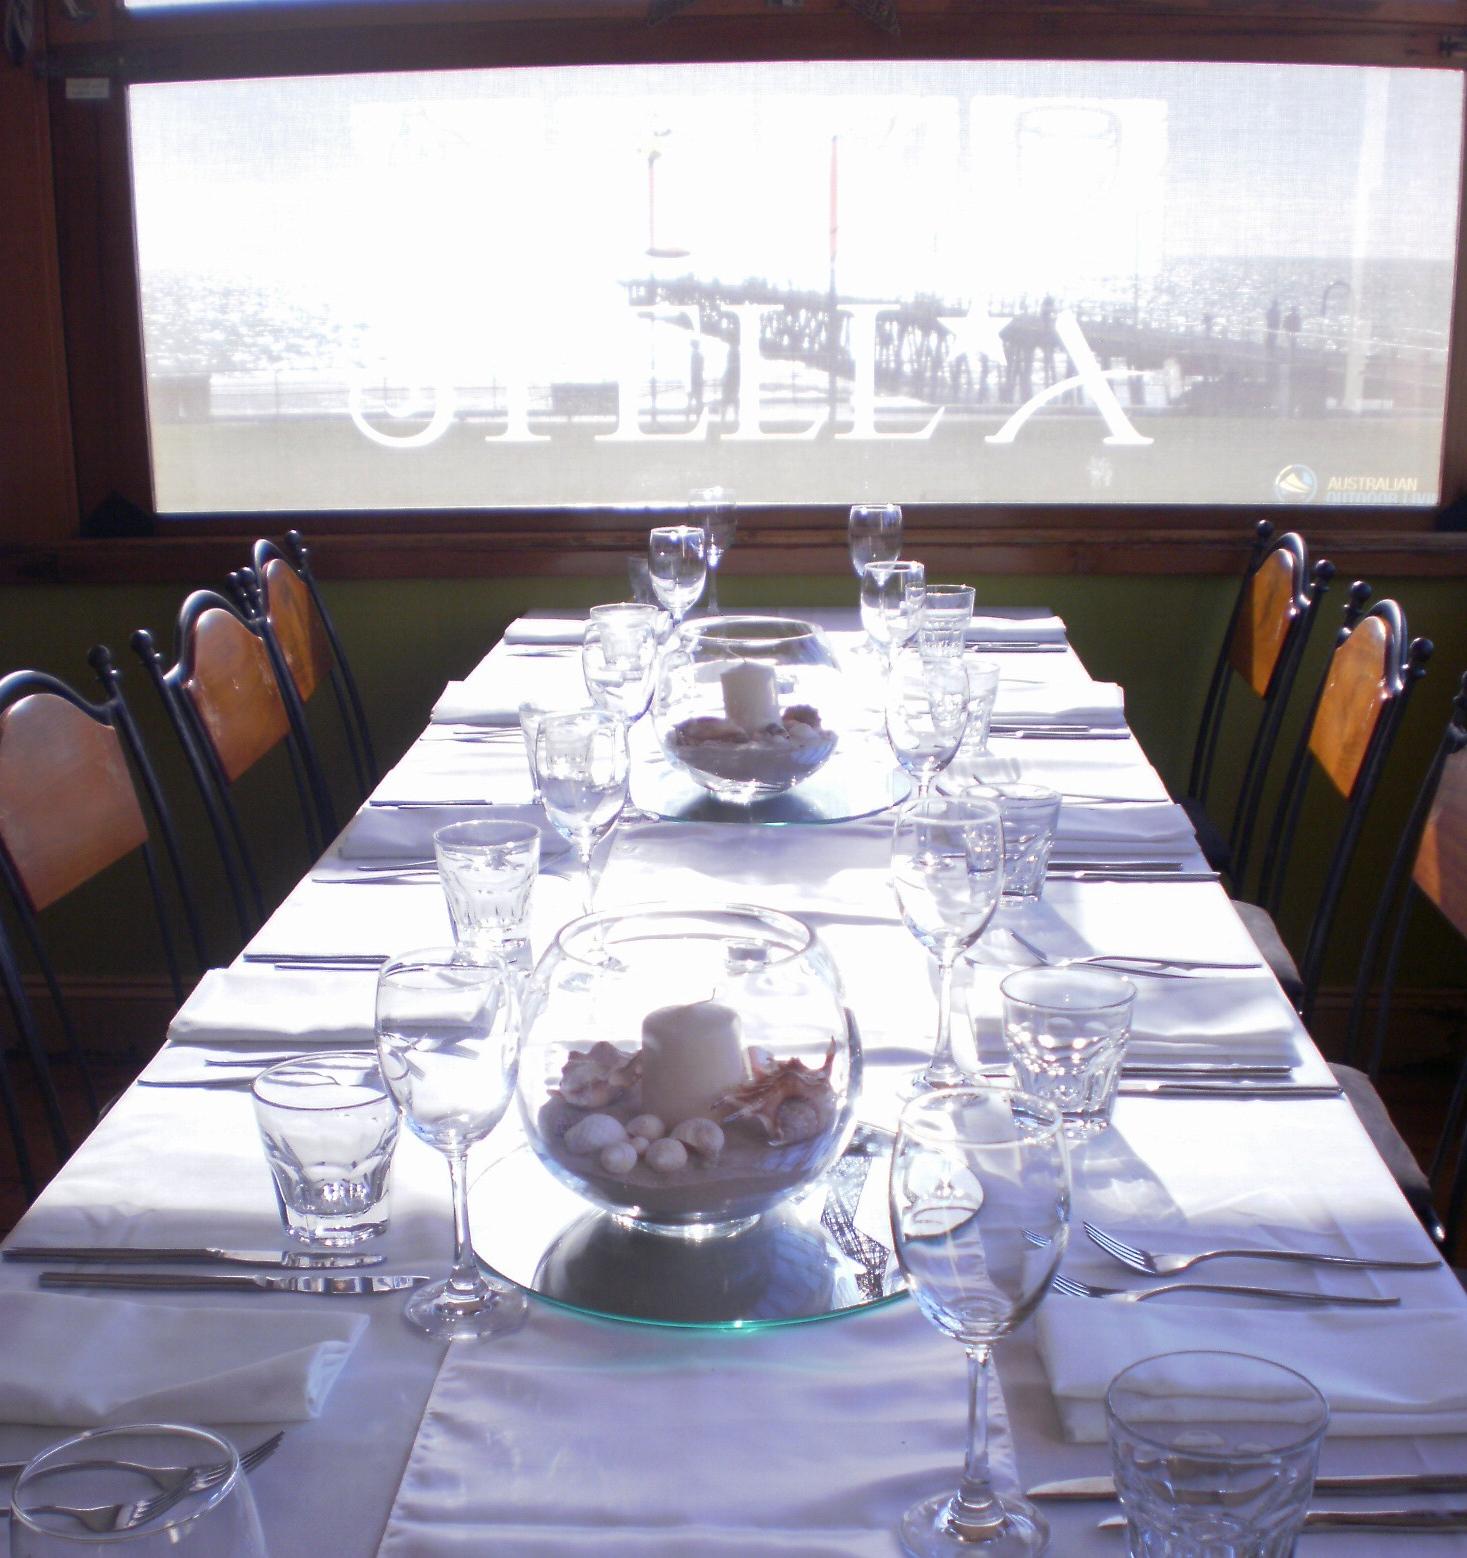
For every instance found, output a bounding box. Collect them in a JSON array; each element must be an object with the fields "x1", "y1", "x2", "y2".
[
  {"x1": 886, "y1": 650, "x2": 971, "y2": 798},
  {"x1": 9, "y1": 1425, "x2": 267, "y2": 1556},
  {"x1": 849, "y1": 502, "x2": 903, "y2": 579},
  {"x1": 647, "y1": 525, "x2": 707, "y2": 628},
  {"x1": 375, "y1": 948, "x2": 528, "y2": 1342},
  {"x1": 582, "y1": 604, "x2": 659, "y2": 726},
  {"x1": 891, "y1": 794, "x2": 1004, "y2": 1092},
  {"x1": 861, "y1": 559, "x2": 926, "y2": 671},
  {"x1": 689, "y1": 486, "x2": 736, "y2": 613},
  {"x1": 535, "y1": 709, "x2": 629, "y2": 911},
  {"x1": 890, "y1": 1087, "x2": 1070, "y2": 1557}
]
